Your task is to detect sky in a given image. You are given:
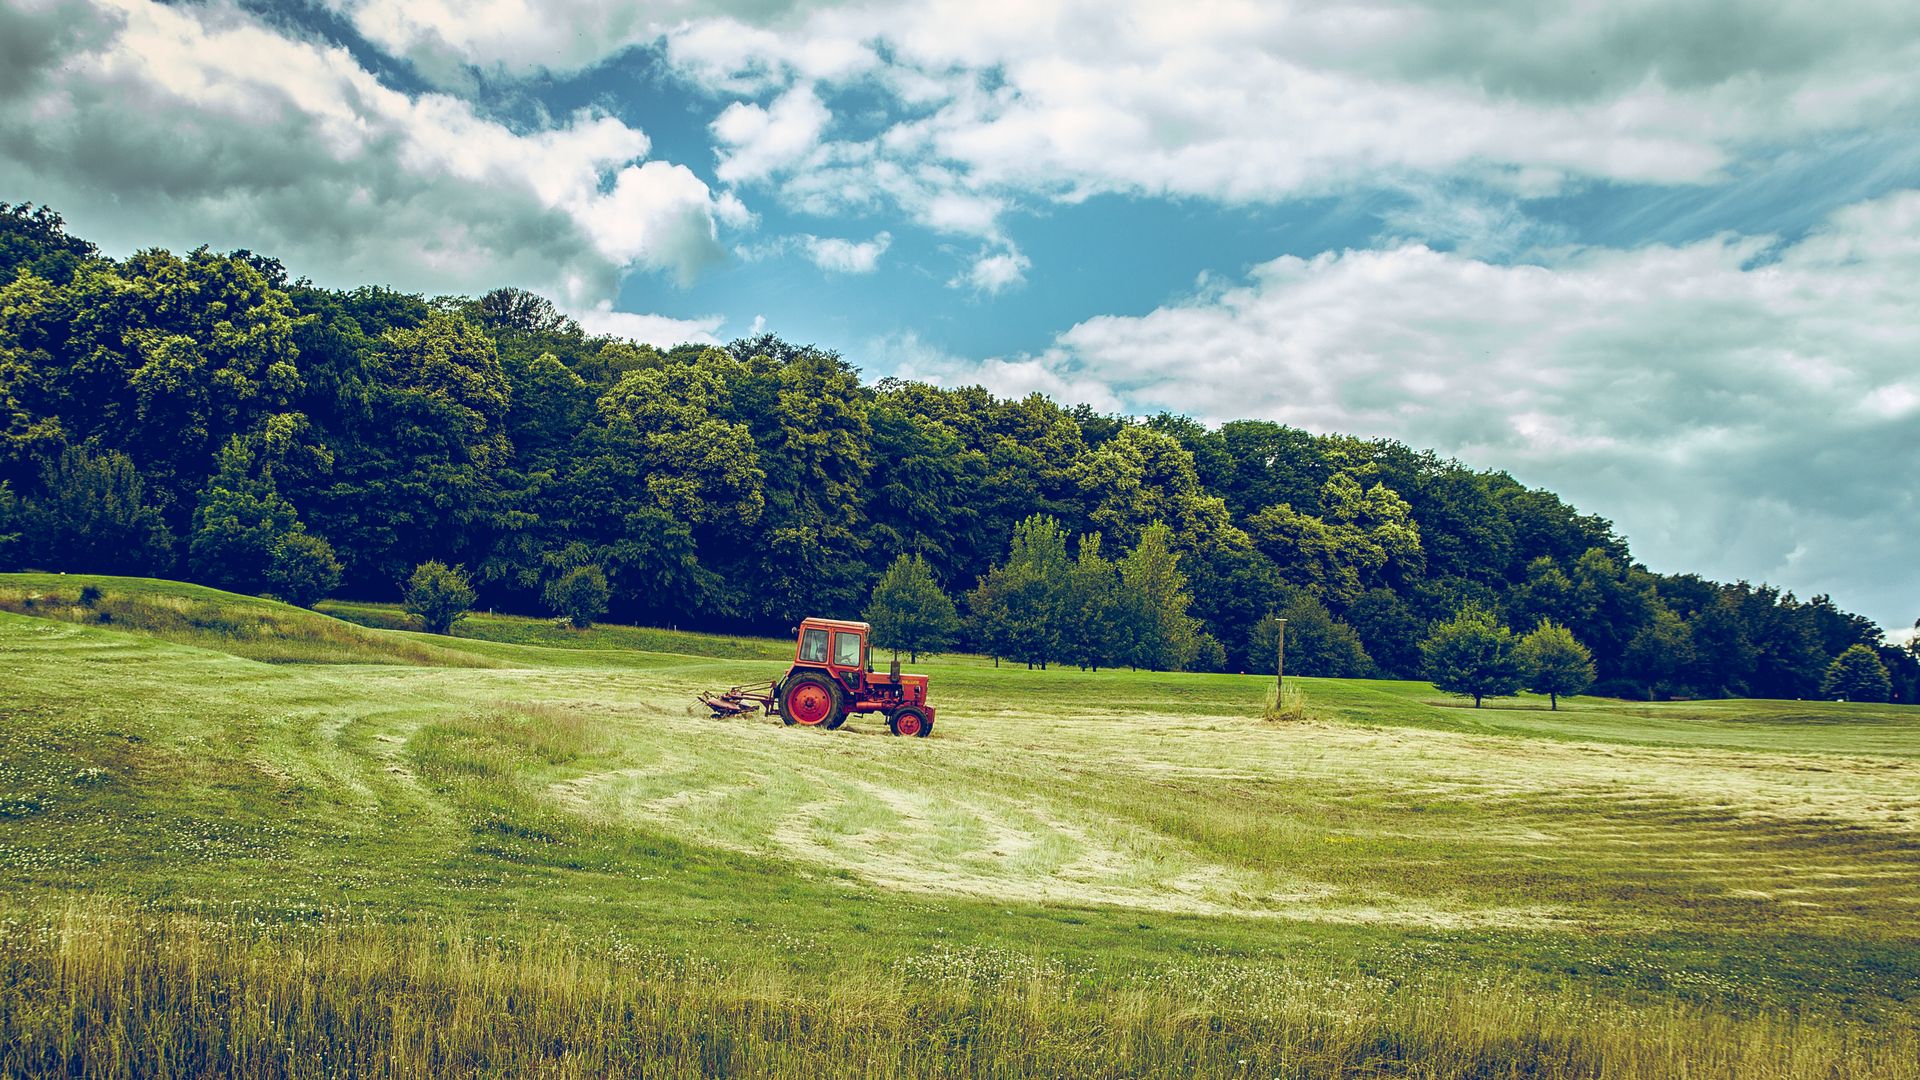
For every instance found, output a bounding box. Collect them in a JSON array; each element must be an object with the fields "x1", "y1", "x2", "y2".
[{"x1": 2, "y1": 0, "x2": 1916, "y2": 635}]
